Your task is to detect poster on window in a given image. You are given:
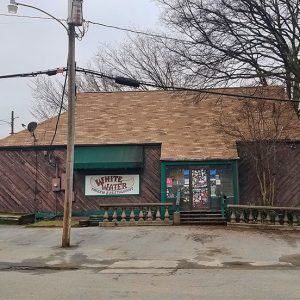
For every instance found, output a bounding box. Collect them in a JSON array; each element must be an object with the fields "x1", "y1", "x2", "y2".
[
  {"x1": 85, "y1": 175, "x2": 140, "y2": 196},
  {"x1": 166, "y1": 178, "x2": 173, "y2": 188}
]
